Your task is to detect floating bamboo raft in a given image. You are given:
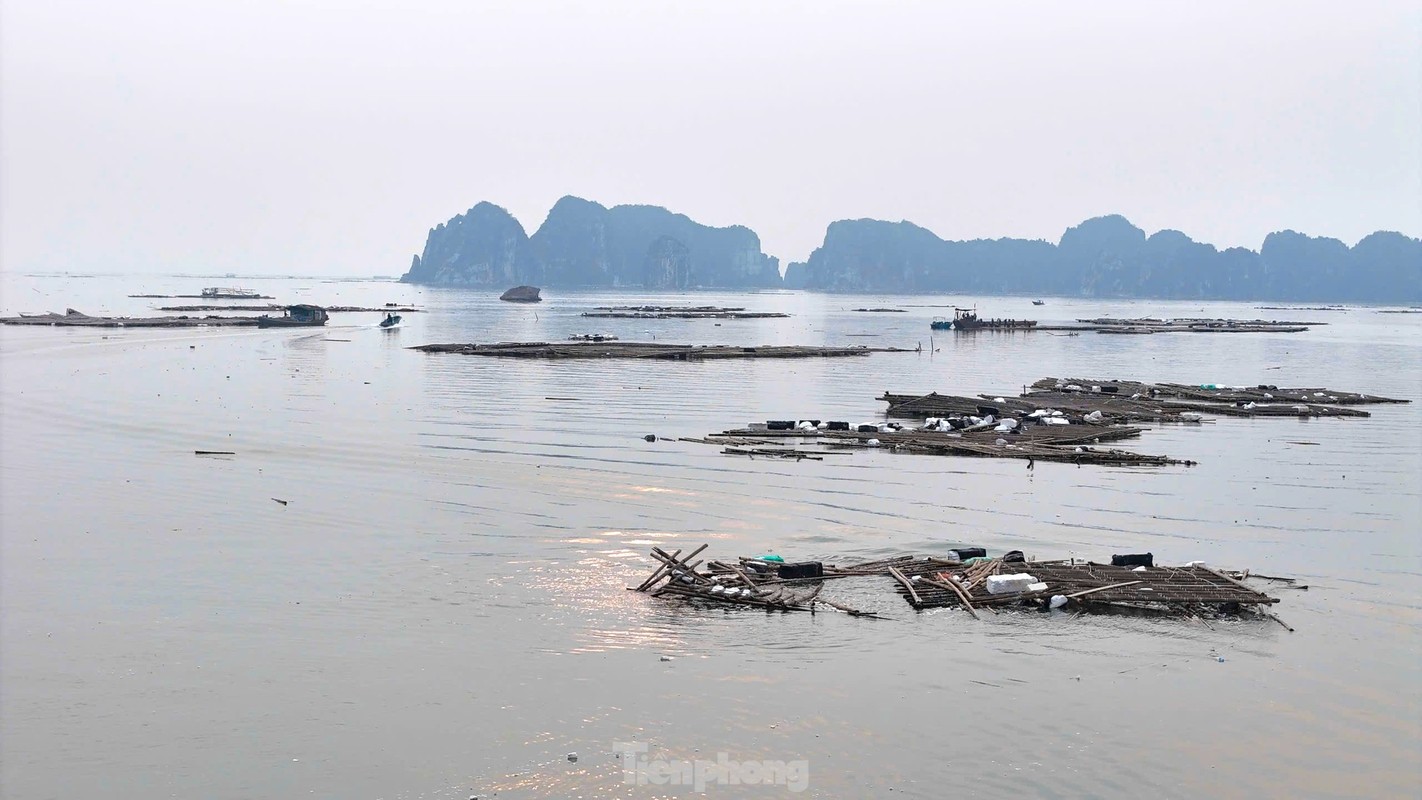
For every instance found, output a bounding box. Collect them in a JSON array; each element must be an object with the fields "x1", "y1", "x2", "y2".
[
  {"x1": 1031, "y1": 378, "x2": 1408, "y2": 406},
  {"x1": 635, "y1": 546, "x2": 1288, "y2": 626},
  {"x1": 1072, "y1": 317, "x2": 1320, "y2": 333},
  {"x1": 413, "y1": 342, "x2": 908, "y2": 360},
  {"x1": 880, "y1": 376, "x2": 1405, "y2": 423},
  {"x1": 1, "y1": 309, "x2": 261, "y2": 328},
  {"x1": 155, "y1": 304, "x2": 423, "y2": 313},
  {"x1": 581, "y1": 305, "x2": 789, "y2": 319},
  {"x1": 695, "y1": 425, "x2": 1189, "y2": 467},
  {"x1": 880, "y1": 391, "x2": 1191, "y2": 423},
  {"x1": 889, "y1": 558, "x2": 1279, "y2": 615},
  {"x1": 128, "y1": 293, "x2": 277, "y2": 299},
  {"x1": 934, "y1": 317, "x2": 1321, "y2": 334}
]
